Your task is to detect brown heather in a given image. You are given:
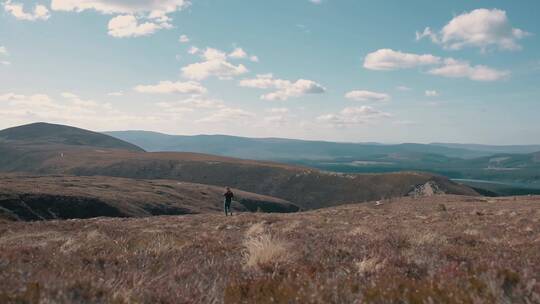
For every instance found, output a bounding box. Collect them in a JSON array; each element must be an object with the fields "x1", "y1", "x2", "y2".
[{"x1": 1, "y1": 195, "x2": 539, "y2": 303}]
